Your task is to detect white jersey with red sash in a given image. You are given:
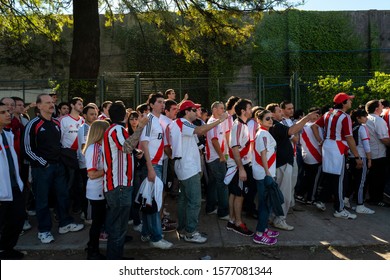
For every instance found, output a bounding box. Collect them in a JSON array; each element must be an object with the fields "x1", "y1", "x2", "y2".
[
  {"x1": 60, "y1": 115, "x2": 85, "y2": 150},
  {"x1": 140, "y1": 113, "x2": 165, "y2": 166},
  {"x1": 301, "y1": 122, "x2": 322, "y2": 164},
  {"x1": 252, "y1": 127, "x2": 276, "y2": 180},
  {"x1": 205, "y1": 116, "x2": 226, "y2": 163},
  {"x1": 227, "y1": 118, "x2": 251, "y2": 168}
]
